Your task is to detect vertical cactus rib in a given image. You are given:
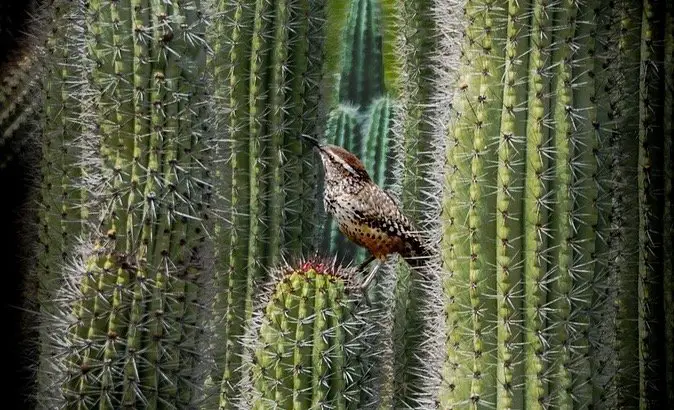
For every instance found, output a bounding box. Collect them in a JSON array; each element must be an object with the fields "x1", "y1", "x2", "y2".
[
  {"x1": 36, "y1": 0, "x2": 214, "y2": 408},
  {"x1": 340, "y1": 0, "x2": 384, "y2": 107},
  {"x1": 522, "y1": 0, "x2": 552, "y2": 406},
  {"x1": 548, "y1": 1, "x2": 577, "y2": 406},
  {"x1": 247, "y1": 262, "x2": 370, "y2": 409},
  {"x1": 664, "y1": 1, "x2": 674, "y2": 404},
  {"x1": 637, "y1": 0, "x2": 667, "y2": 407},
  {"x1": 495, "y1": 0, "x2": 529, "y2": 406},
  {"x1": 218, "y1": 0, "x2": 255, "y2": 405},
  {"x1": 442, "y1": 0, "x2": 482, "y2": 405},
  {"x1": 266, "y1": 0, "x2": 289, "y2": 267}
]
